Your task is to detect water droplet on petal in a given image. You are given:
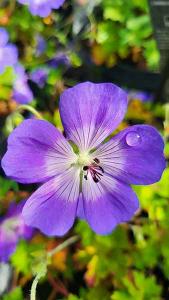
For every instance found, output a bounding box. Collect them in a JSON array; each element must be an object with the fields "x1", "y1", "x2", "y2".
[{"x1": 125, "y1": 131, "x2": 141, "y2": 146}]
